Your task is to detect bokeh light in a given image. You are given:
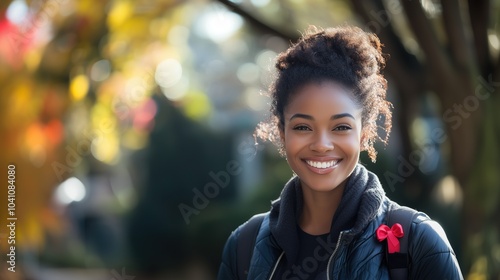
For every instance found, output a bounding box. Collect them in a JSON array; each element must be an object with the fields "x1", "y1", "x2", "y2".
[
  {"x1": 155, "y1": 58, "x2": 183, "y2": 88},
  {"x1": 194, "y1": 5, "x2": 243, "y2": 43},
  {"x1": 55, "y1": 177, "x2": 87, "y2": 205},
  {"x1": 6, "y1": 0, "x2": 28, "y2": 25},
  {"x1": 90, "y1": 59, "x2": 111, "y2": 82}
]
